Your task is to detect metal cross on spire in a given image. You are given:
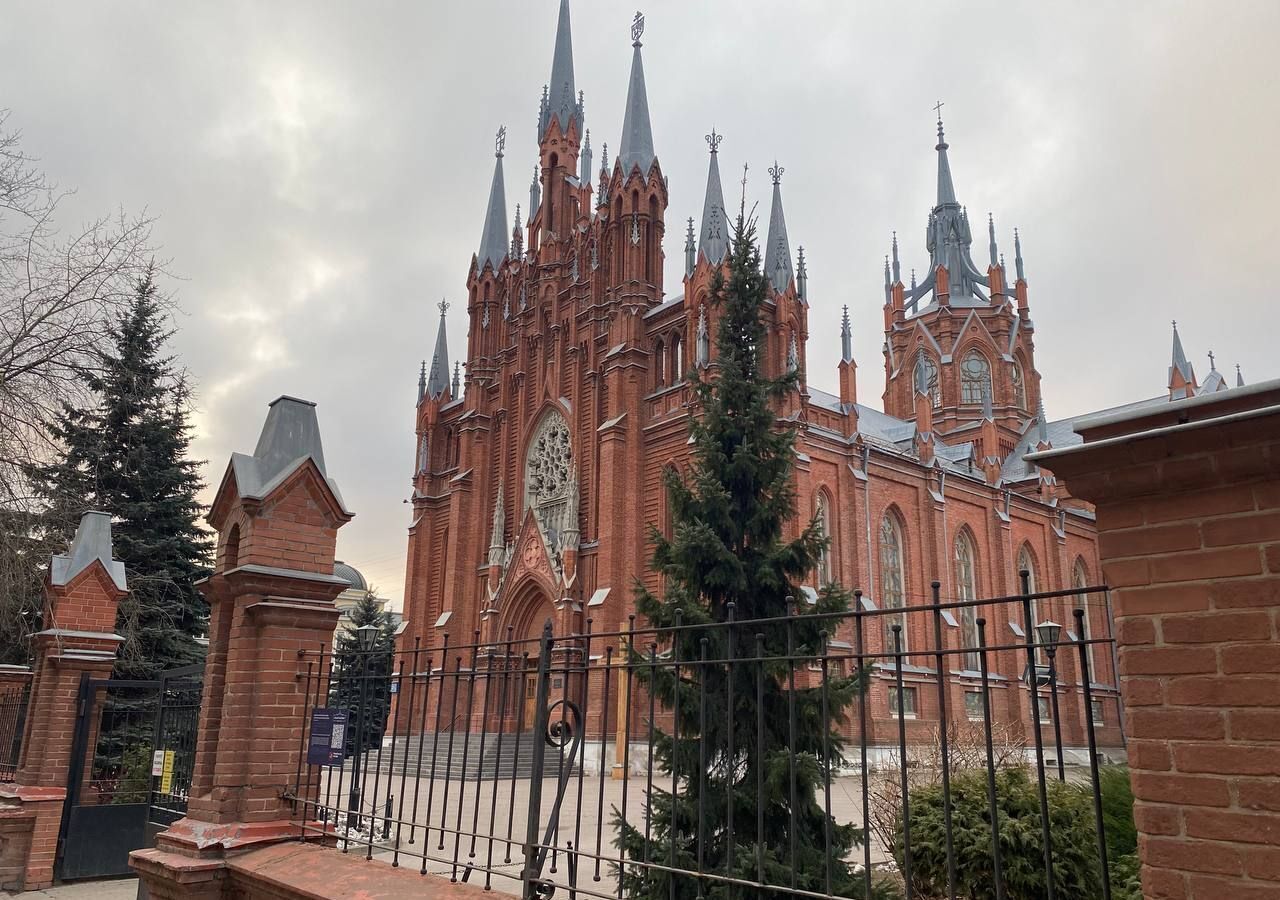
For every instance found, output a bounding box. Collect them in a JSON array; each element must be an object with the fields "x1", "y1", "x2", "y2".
[
  {"x1": 438, "y1": 299, "x2": 450, "y2": 316},
  {"x1": 769, "y1": 160, "x2": 784, "y2": 185},
  {"x1": 706, "y1": 128, "x2": 722, "y2": 154},
  {"x1": 631, "y1": 10, "x2": 645, "y2": 46},
  {"x1": 495, "y1": 125, "x2": 506, "y2": 158}
]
